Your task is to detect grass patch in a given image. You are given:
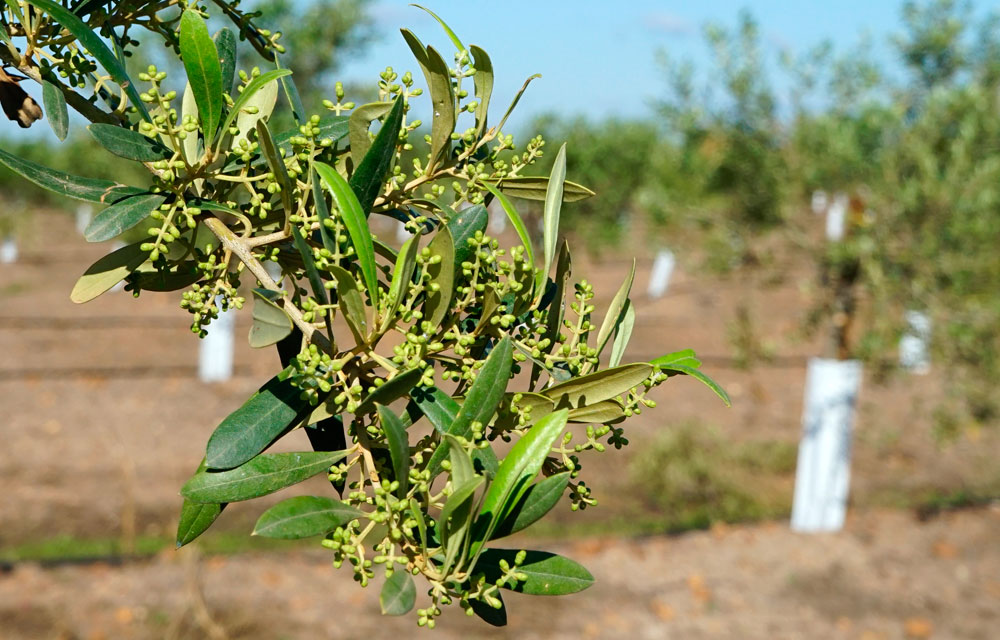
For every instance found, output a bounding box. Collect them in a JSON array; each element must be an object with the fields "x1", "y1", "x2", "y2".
[
  {"x1": 0, "y1": 531, "x2": 315, "y2": 564},
  {"x1": 626, "y1": 420, "x2": 796, "y2": 531}
]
